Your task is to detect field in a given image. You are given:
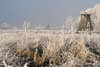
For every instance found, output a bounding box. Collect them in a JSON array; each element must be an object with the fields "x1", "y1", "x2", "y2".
[
  {"x1": 0, "y1": 4, "x2": 100, "y2": 67},
  {"x1": 0, "y1": 29, "x2": 100, "y2": 67},
  {"x1": 1, "y1": 0, "x2": 100, "y2": 67}
]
